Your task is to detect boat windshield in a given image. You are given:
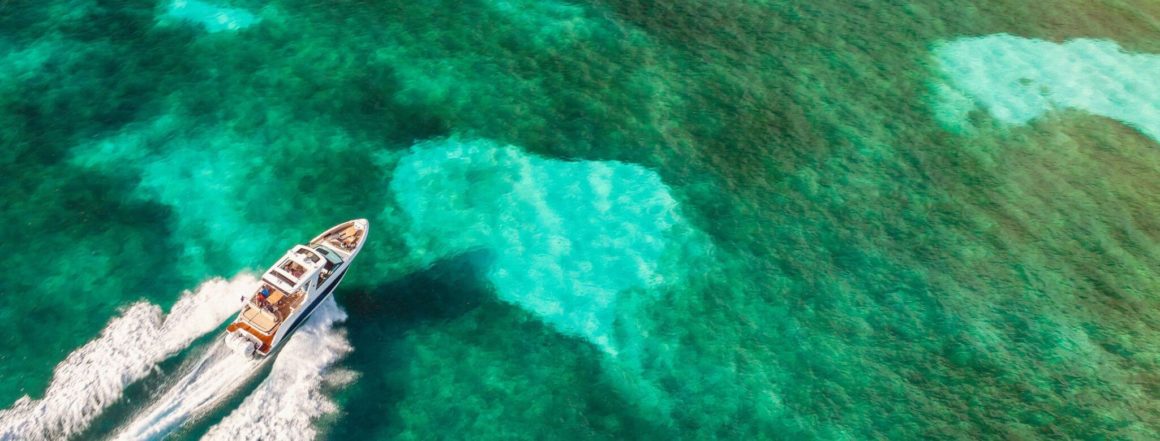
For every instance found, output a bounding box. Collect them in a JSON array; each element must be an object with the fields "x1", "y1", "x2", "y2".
[{"x1": 314, "y1": 246, "x2": 344, "y2": 266}]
